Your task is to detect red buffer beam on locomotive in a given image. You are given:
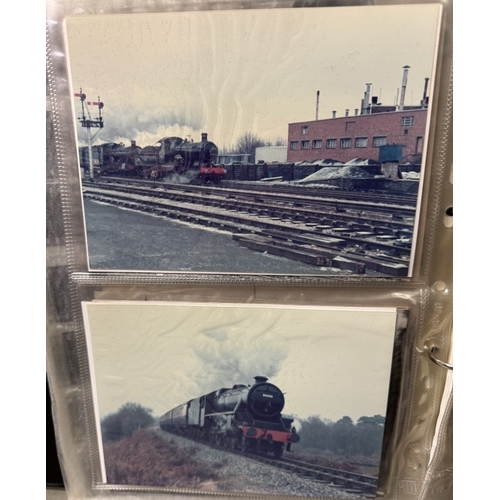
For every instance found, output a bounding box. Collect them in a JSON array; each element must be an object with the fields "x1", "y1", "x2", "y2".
[{"x1": 159, "y1": 376, "x2": 299, "y2": 458}]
